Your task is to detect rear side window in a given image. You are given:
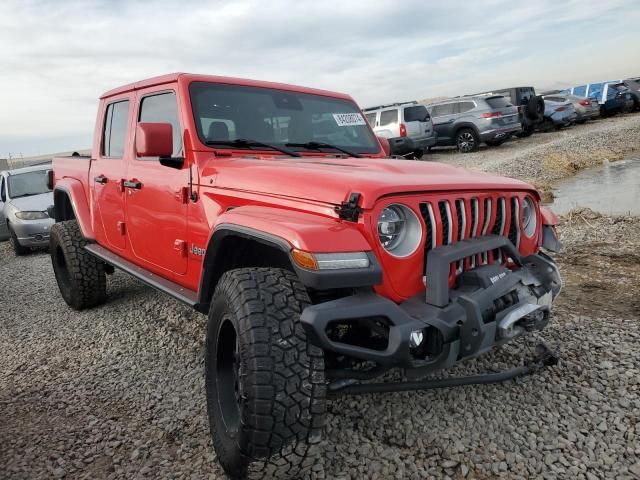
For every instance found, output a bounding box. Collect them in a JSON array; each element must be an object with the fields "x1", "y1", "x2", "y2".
[
  {"x1": 403, "y1": 105, "x2": 429, "y2": 122},
  {"x1": 573, "y1": 85, "x2": 587, "y2": 97},
  {"x1": 138, "y1": 92, "x2": 182, "y2": 157},
  {"x1": 364, "y1": 112, "x2": 377, "y2": 126},
  {"x1": 379, "y1": 109, "x2": 398, "y2": 126},
  {"x1": 485, "y1": 96, "x2": 512, "y2": 109},
  {"x1": 102, "y1": 100, "x2": 130, "y2": 158},
  {"x1": 431, "y1": 103, "x2": 455, "y2": 117},
  {"x1": 457, "y1": 101, "x2": 475, "y2": 113}
]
